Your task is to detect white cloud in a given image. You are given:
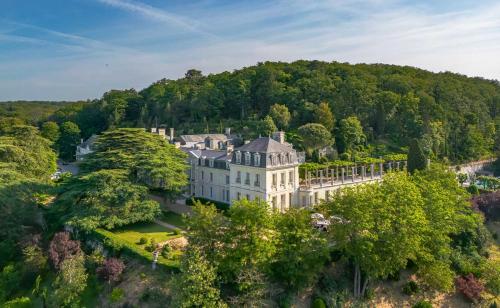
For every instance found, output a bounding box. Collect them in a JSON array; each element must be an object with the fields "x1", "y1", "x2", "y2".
[{"x1": 1, "y1": 0, "x2": 500, "y2": 100}]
